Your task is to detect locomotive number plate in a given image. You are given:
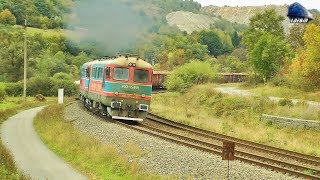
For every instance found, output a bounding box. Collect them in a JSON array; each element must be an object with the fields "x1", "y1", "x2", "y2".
[{"x1": 122, "y1": 85, "x2": 140, "y2": 90}]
